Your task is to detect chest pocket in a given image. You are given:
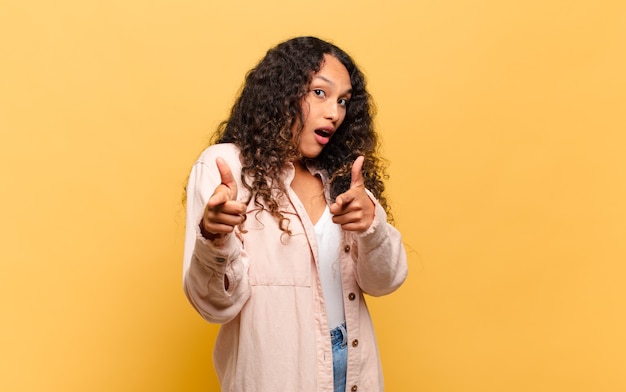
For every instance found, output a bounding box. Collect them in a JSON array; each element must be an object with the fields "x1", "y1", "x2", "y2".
[{"x1": 243, "y1": 211, "x2": 312, "y2": 287}]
